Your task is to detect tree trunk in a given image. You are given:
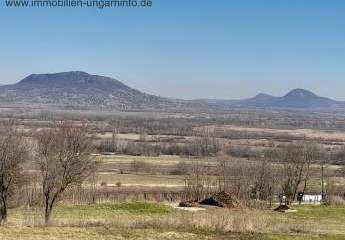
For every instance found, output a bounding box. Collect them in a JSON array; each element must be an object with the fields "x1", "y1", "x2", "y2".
[
  {"x1": 44, "y1": 195, "x2": 53, "y2": 224},
  {"x1": 44, "y1": 201, "x2": 51, "y2": 224},
  {"x1": 0, "y1": 200, "x2": 7, "y2": 224},
  {"x1": 45, "y1": 194, "x2": 58, "y2": 224},
  {"x1": 0, "y1": 192, "x2": 8, "y2": 224}
]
